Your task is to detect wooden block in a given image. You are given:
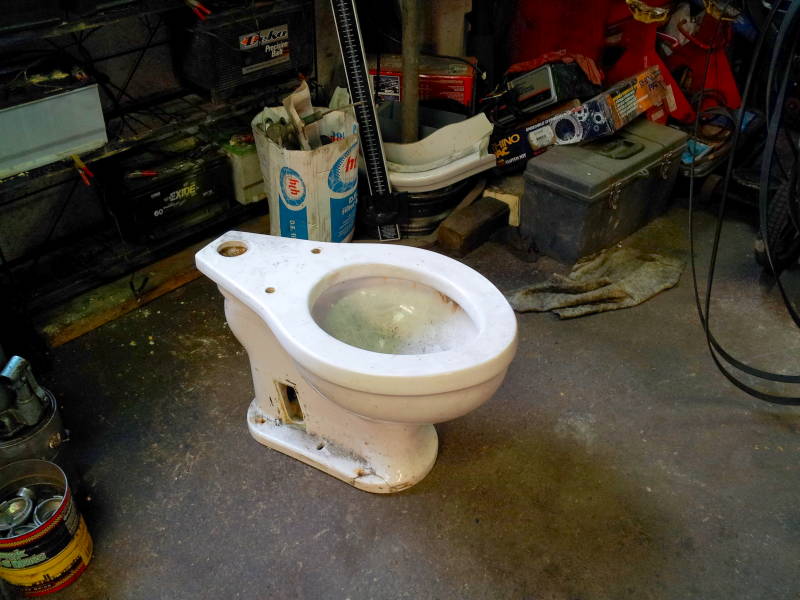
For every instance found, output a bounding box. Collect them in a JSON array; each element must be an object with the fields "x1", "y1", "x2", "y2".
[
  {"x1": 33, "y1": 215, "x2": 268, "y2": 348},
  {"x1": 483, "y1": 174, "x2": 524, "y2": 227},
  {"x1": 437, "y1": 197, "x2": 509, "y2": 255}
]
